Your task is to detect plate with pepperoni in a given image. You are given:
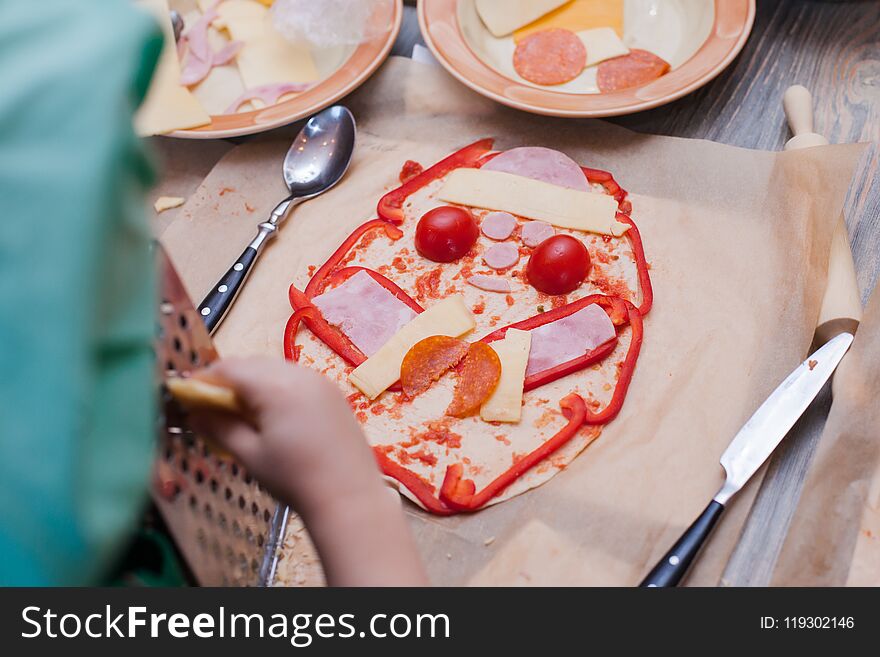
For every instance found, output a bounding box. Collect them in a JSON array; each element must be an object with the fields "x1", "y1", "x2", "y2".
[
  {"x1": 285, "y1": 142, "x2": 652, "y2": 514},
  {"x1": 418, "y1": 0, "x2": 755, "y2": 118}
]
